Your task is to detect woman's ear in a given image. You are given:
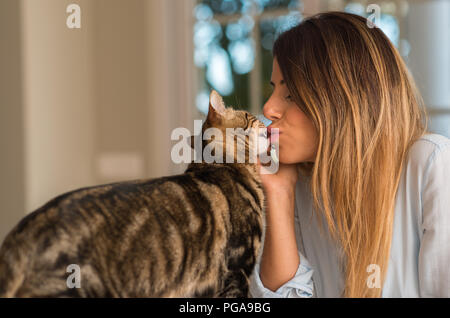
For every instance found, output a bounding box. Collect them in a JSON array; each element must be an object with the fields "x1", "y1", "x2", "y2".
[{"x1": 207, "y1": 90, "x2": 226, "y2": 123}]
